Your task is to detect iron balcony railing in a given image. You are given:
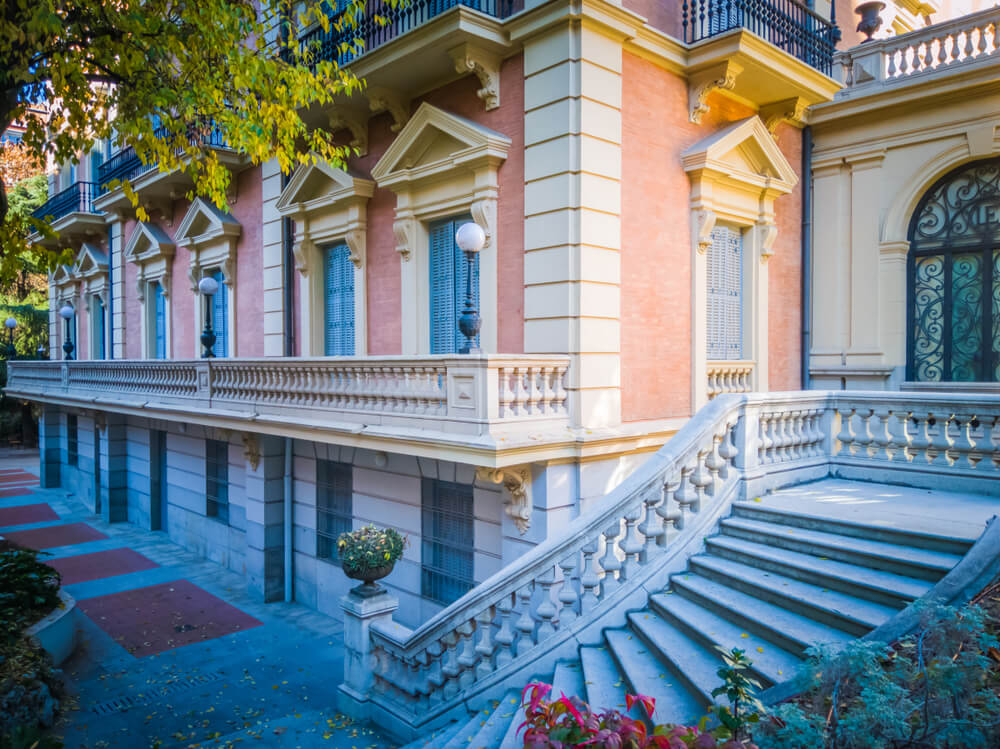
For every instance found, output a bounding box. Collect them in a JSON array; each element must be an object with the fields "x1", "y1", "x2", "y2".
[
  {"x1": 97, "y1": 122, "x2": 230, "y2": 195},
  {"x1": 32, "y1": 181, "x2": 101, "y2": 222},
  {"x1": 295, "y1": 0, "x2": 521, "y2": 67},
  {"x1": 683, "y1": 0, "x2": 840, "y2": 75}
]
